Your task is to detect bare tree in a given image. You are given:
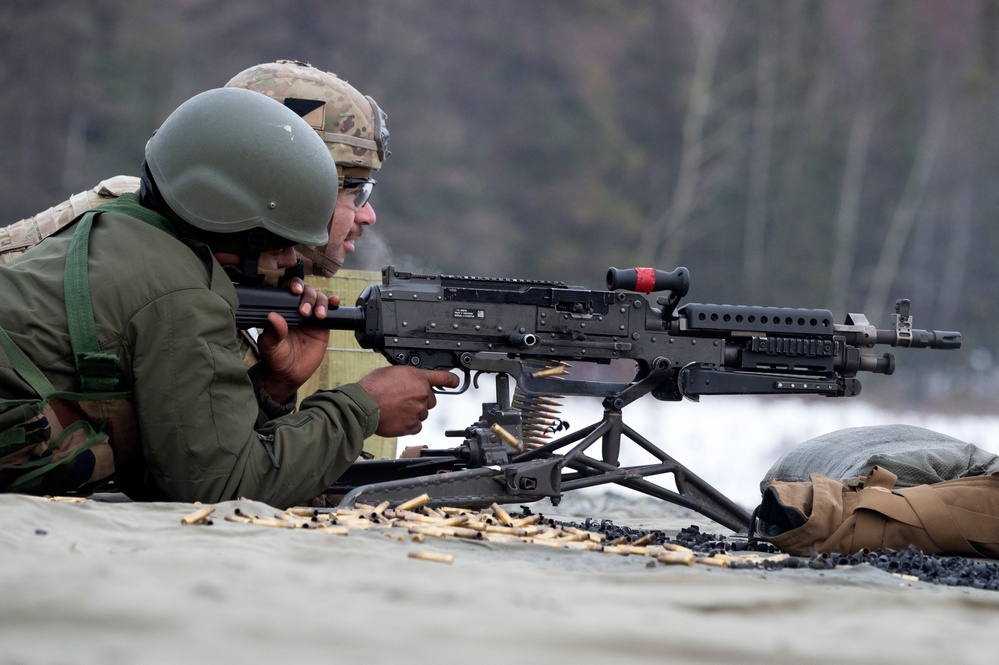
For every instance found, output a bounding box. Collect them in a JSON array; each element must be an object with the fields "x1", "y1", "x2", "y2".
[
  {"x1": 648, "y1": 2, "x2": 731, "y2": 269},
  {"x1": 743, "y1": 5, "x2": 779, "y2": 303},
  {"x1": 937, "y1": 180, "x2": 973, "y2": 325},
  {"x1": 862, "y1": 95, "x2": 948, "y2": 318},
  {"x1": 828, "y1": 101, "x2": 875, "y2": 313}
]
